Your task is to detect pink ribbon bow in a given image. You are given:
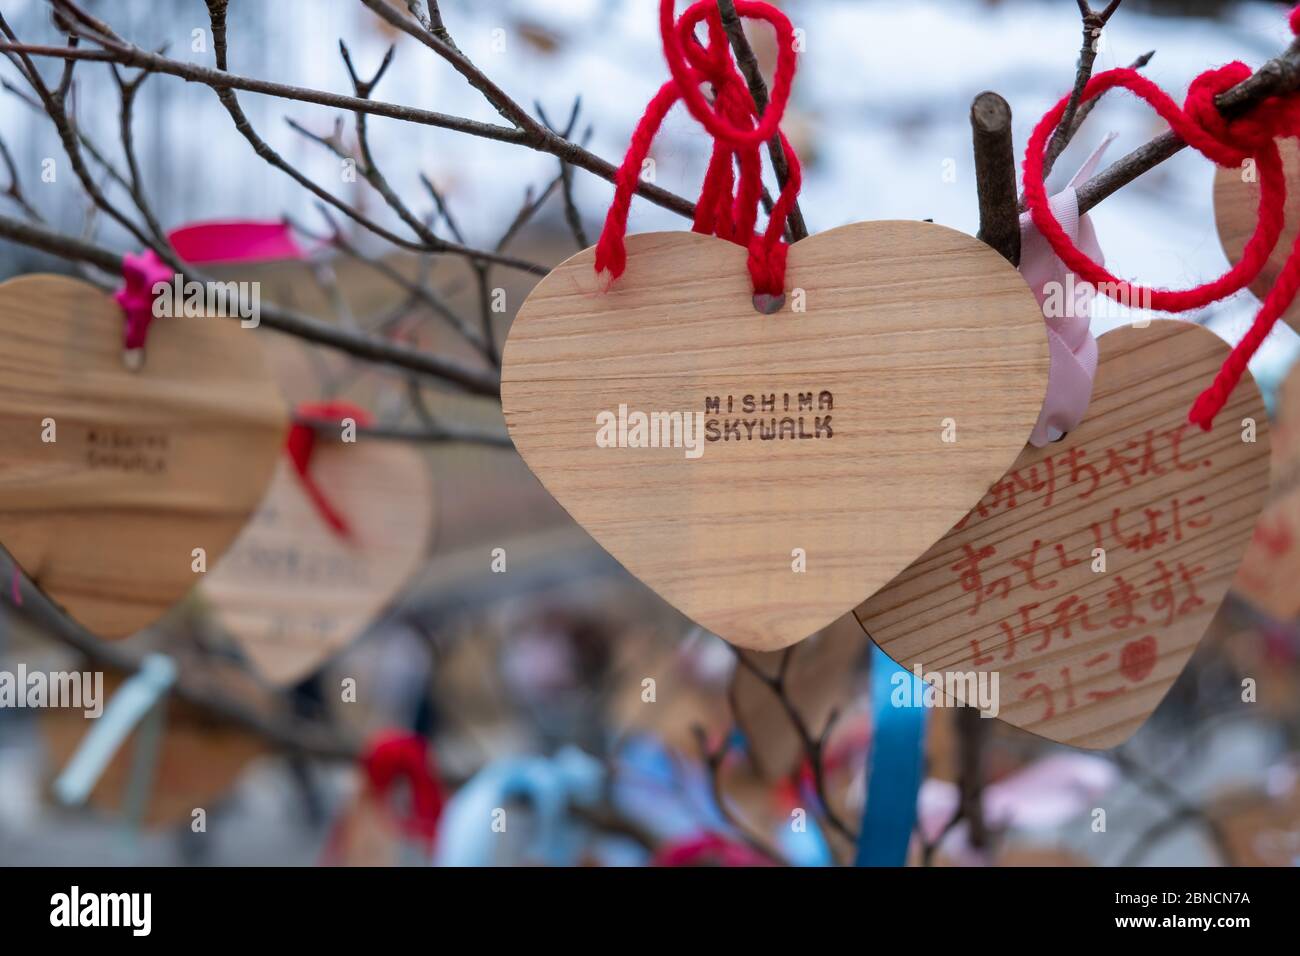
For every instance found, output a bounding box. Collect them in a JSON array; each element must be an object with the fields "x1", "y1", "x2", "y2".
[
  {"x1": 1019, "y1": 134, "x2": 1115, "y2": 447},
  {"x1": 113, "y1": 249, "x2": 174, "y2": 356}
]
